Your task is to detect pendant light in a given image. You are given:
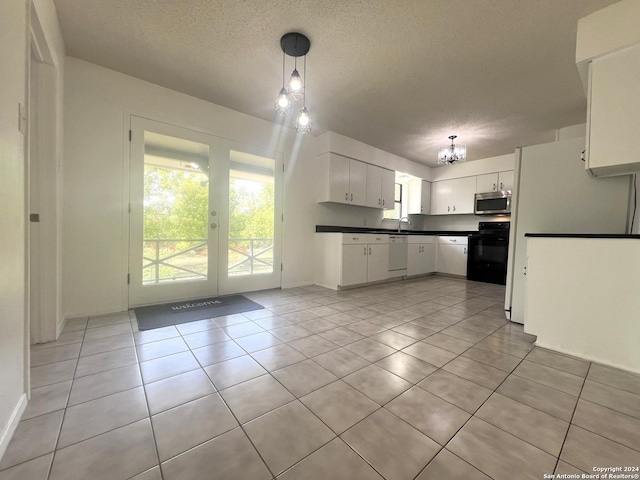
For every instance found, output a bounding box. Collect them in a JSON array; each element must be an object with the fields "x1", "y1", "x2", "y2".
[
  {"x1": 275, "y1": 32, "x2": 312, "y2": 134},
  {"x1": 274, "y1": 52, "x2": 292, "y2": 116},
  {"x1": 295, "y1": 55, "x2": 312, "y2": 134},
  {"x1": 438, "y1": 135, "x2": 466, "y2": 165}
]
